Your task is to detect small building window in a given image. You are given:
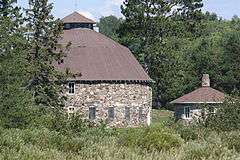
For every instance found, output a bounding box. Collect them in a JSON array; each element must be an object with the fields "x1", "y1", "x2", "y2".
[
  {"x1": 139, "y1": 107, "x2": 143, "y2": 120},
  {"x1": 108, "y1": 107, "x2": 115, "y2": 121},
  {"x1": 125, "y1": 107, "x2": 130, "y2": 121},
  {"x1": 184, "y1": 106, "x2": 190, "y2": 118},
  {"x1": 68, "y1": 82, "x2": 75, "y2": 94},
  {"x1": 89, "y1": 107, "x2": 96, "y2": 120}
]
